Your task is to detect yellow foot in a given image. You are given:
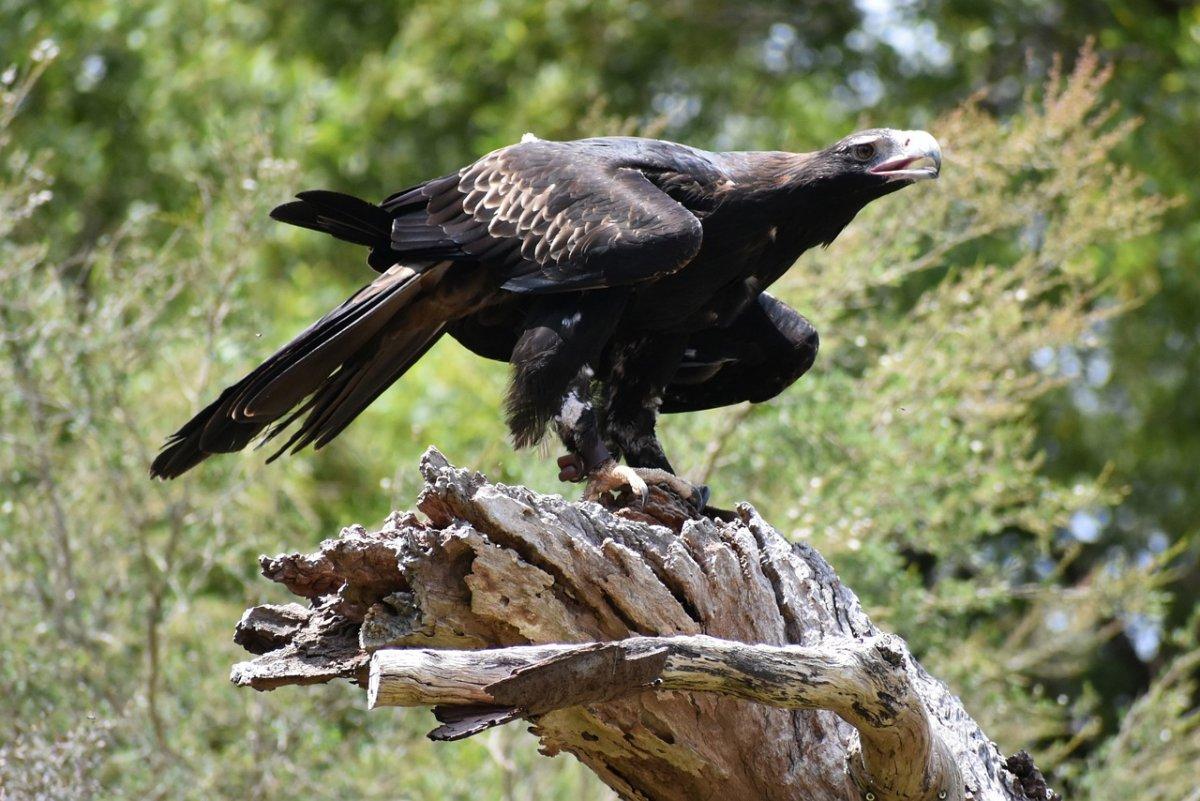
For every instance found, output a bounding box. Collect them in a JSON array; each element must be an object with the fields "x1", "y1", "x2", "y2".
[{"x1": 583, "y1": 462, "x2": 707, "y2": 509}]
